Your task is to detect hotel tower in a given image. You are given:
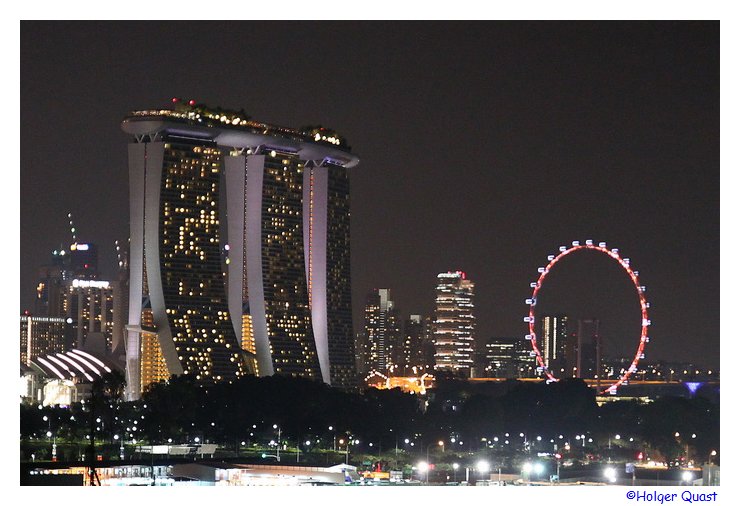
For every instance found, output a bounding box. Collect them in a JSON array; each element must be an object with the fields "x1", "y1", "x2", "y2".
[
  {"x1": 433, "y1": 271, "x2": 476, "y2": 378},
  {"x1": 122, "y1": 99, "x2": 359, "y2": 399}
]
